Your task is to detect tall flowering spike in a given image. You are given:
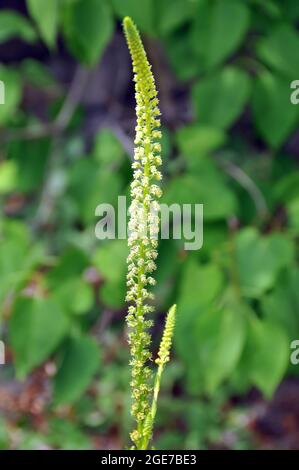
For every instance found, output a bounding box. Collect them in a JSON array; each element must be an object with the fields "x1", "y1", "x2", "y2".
[{"x1": 123, "y1": 17, "x2": 162, "y2": 449}]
